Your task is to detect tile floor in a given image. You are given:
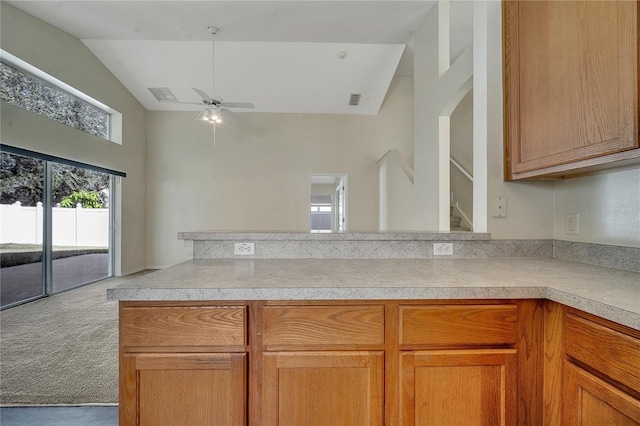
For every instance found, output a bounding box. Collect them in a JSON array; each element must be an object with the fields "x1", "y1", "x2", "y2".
[{"x1": 0, "y1": 405, "x2": 118, "y2": 426}]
